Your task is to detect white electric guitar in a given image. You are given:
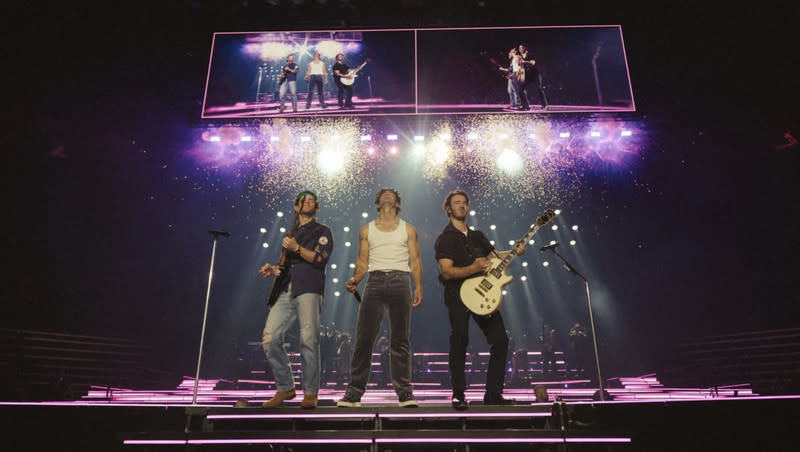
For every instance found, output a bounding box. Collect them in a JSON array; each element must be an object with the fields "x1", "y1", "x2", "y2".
[
  {"x1": 339, "y1": 59, "x2": 369, "y2": 86},
  {"x1": 460, "y1": 209, "x2": 557, "y2": 315}
]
